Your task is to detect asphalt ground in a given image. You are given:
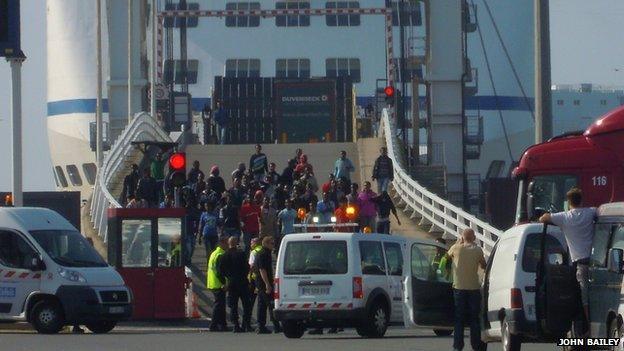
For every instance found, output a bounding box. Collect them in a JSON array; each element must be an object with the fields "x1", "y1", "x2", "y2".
[{"x1": 0, "y1": 323, "x2": 561, "y2": 351}]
